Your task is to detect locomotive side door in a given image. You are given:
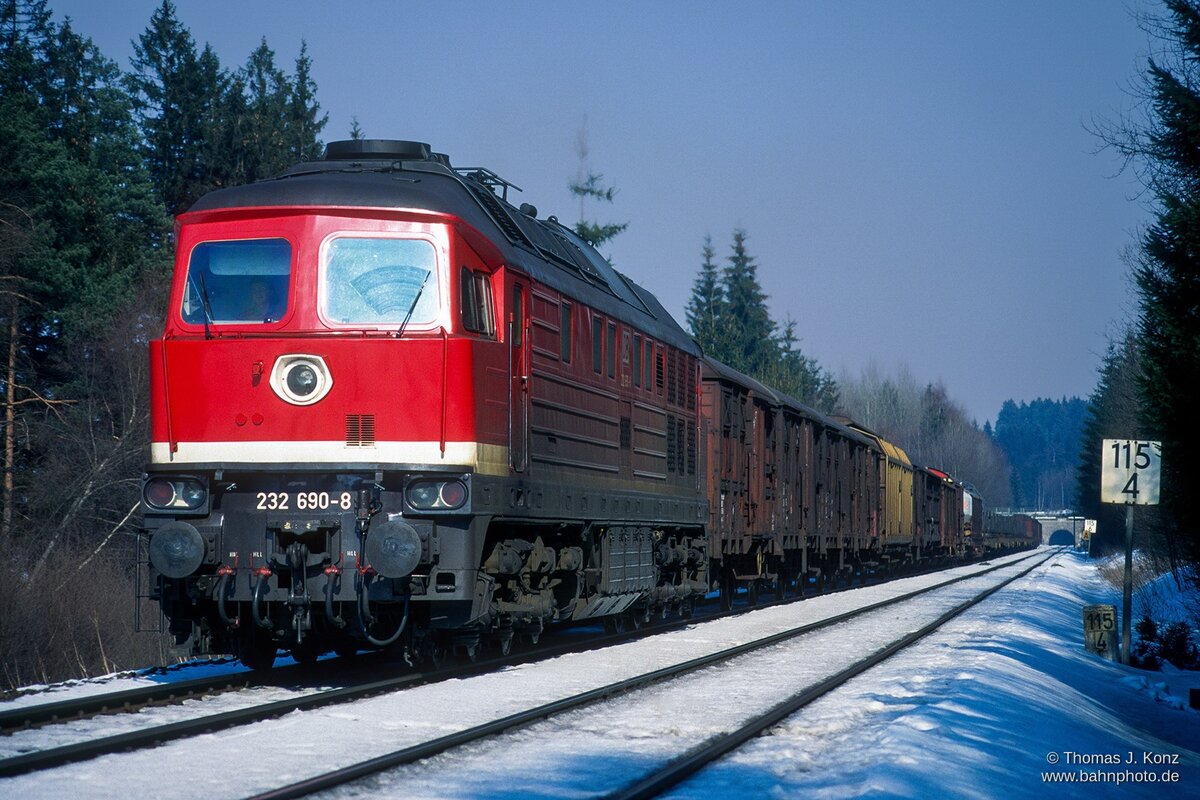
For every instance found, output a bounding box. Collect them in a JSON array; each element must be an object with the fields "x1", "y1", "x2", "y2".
[{"x1": 509, "y1": 281, "x2": 529, "y2": 472}]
